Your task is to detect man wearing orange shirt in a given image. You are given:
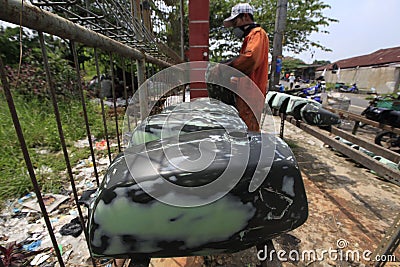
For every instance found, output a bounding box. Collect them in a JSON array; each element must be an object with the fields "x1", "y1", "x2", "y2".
[{"x1": 223, "y1": 3, "x2": 269, "y2": 132}]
